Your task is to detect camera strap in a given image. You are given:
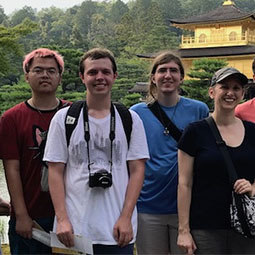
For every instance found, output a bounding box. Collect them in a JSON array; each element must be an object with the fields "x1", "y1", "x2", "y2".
[{"x1": 83, "y1": 101, "x2": 115, "y2": 174}]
